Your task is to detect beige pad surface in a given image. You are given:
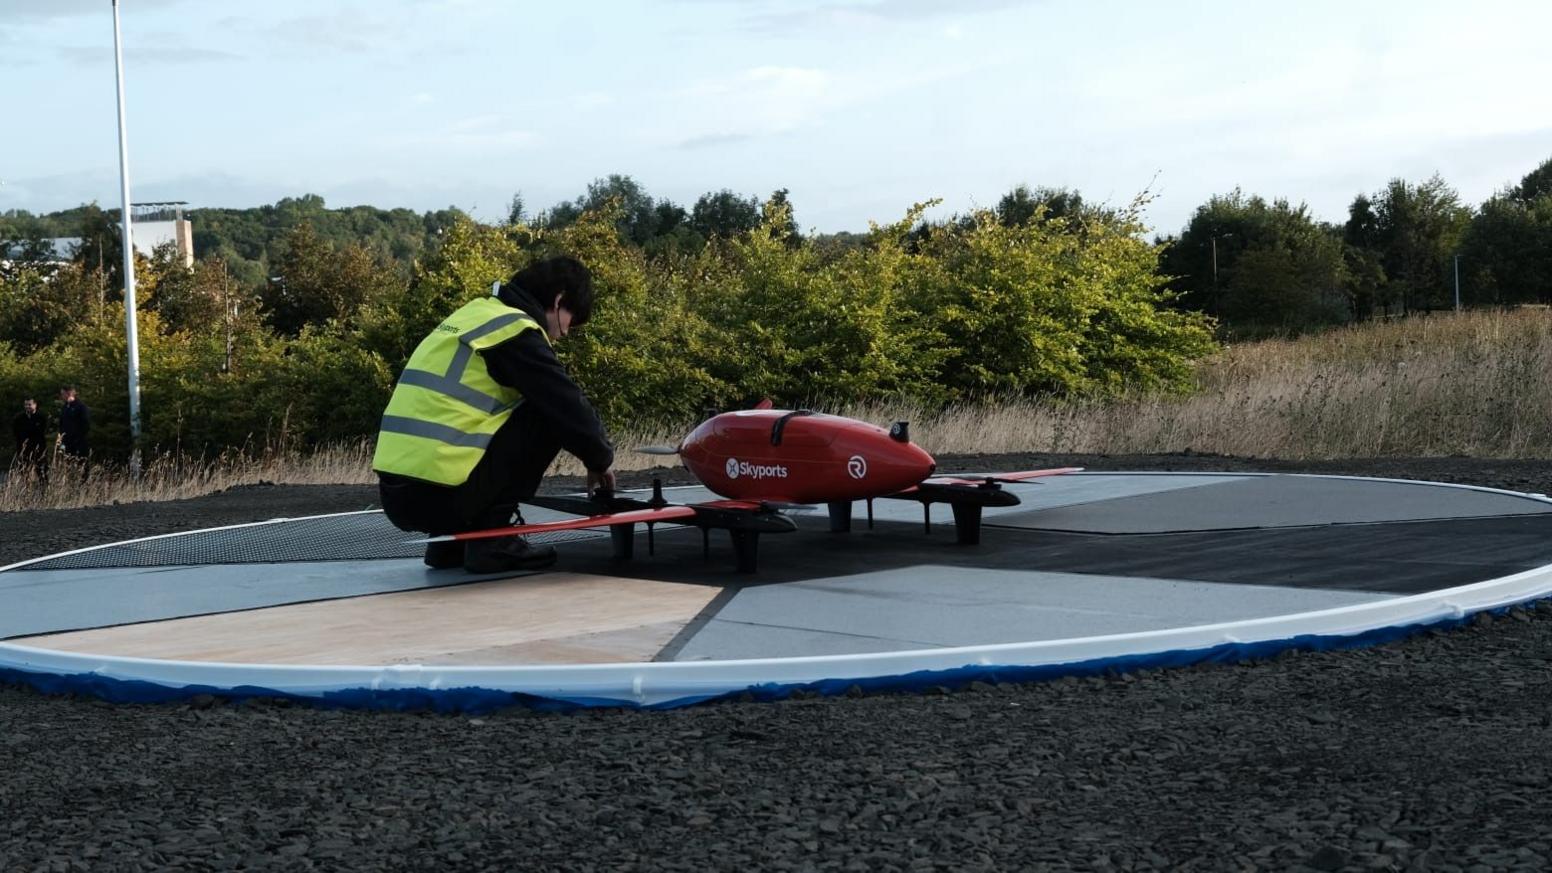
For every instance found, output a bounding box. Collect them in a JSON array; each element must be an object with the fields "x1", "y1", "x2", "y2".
[{"x1": 13, "y1": 573, "x2": 718, "y2": 666}]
